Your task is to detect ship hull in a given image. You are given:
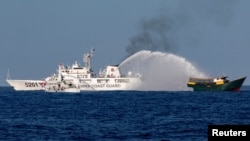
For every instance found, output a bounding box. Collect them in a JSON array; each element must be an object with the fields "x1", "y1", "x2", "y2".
[
  {"x1": 6, "y1": 79, "x2": 45, "y2": 91},
  {"x1": 45, "y1": 88, "x2": 80, "y2": 93},
  {"x1": 187, "y1": 77, "x2": 246, "y2": 91},
  {"x1": 78, "y1": 77, "x2": 141, "y2": 91},
  {"x1": 6, "y1": 77, "x2": 141, "y2": 91}
]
